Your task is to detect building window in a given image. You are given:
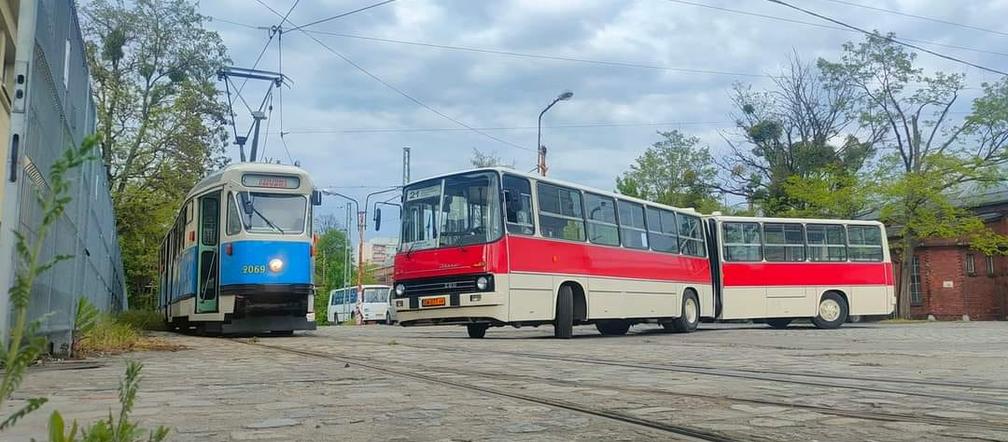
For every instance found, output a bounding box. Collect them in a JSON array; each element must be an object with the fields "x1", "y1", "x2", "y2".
[
  {"x1": 965, "y1": 253, "x2": 976, "y2": 276},
  {"x1": 910, "y1": 256, "x2": 922, "y2": 306},
  {"x1": 987, "y1": 255, "x2": 995, "y2": 277}
]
